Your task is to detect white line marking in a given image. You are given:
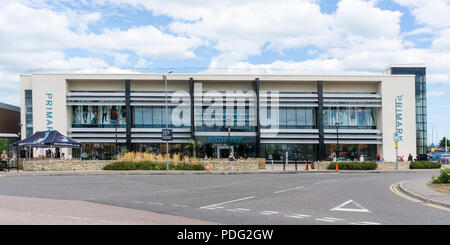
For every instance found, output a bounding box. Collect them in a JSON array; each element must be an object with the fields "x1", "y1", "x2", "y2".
[
  {"x1": 225, "y1": 208, "x2": 251, "y2": 212},
  {"x1": 148, "y1": 202, "x2": 163, "y2": 205},
  {"x1": 315, "y1": 218, "x2": 335, "y2": 223},
  {"x1": 285, "y1": 214, "x2": 311, "y2": 219},
  {"x1": 172, "y1": 204, "x2": 189, "y2": 208},
  {"x1": 330, "y1": 200, "x2": 371, "y2": 213},
  {"x1": 357, "y1": 221, "x2": 381, "y2": 225},
  {"x1": 323, "y1": 217, "x2": 345, "y2": 221},
  {"x1": 261, "y1": 211, "x2": 279, "y2": 215},
  {"x1": 274, "y1": 186, "x2": 304, "y2": 194},
  {"x1": 314, "y1": 179, "x2": 336, "y2": 185},
  {"x1": 129, "y1": 201, "x2": 142, "y2": 204},
  {"x1": 200, "y1": 196, "x2": 255, "y2": 209}
]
